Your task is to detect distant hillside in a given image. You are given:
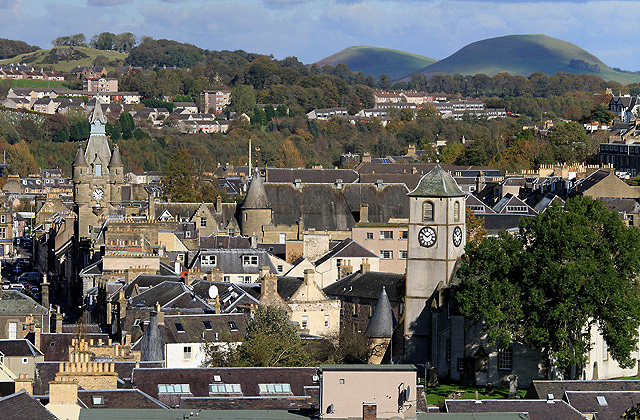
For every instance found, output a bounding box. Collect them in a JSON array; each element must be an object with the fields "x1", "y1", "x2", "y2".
[
  {"x1": 0, "y1": 39, "x2": 39, "y2": 60},
  {"x1": 415, "y1": 34, "x2": 640, "y2": 85},
  {"x1": 0, "y1": 46, "x2": 128, "y2": 72},
  {"x1": 316, "y1": 46, "x2": 437, "y2": 80}
]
